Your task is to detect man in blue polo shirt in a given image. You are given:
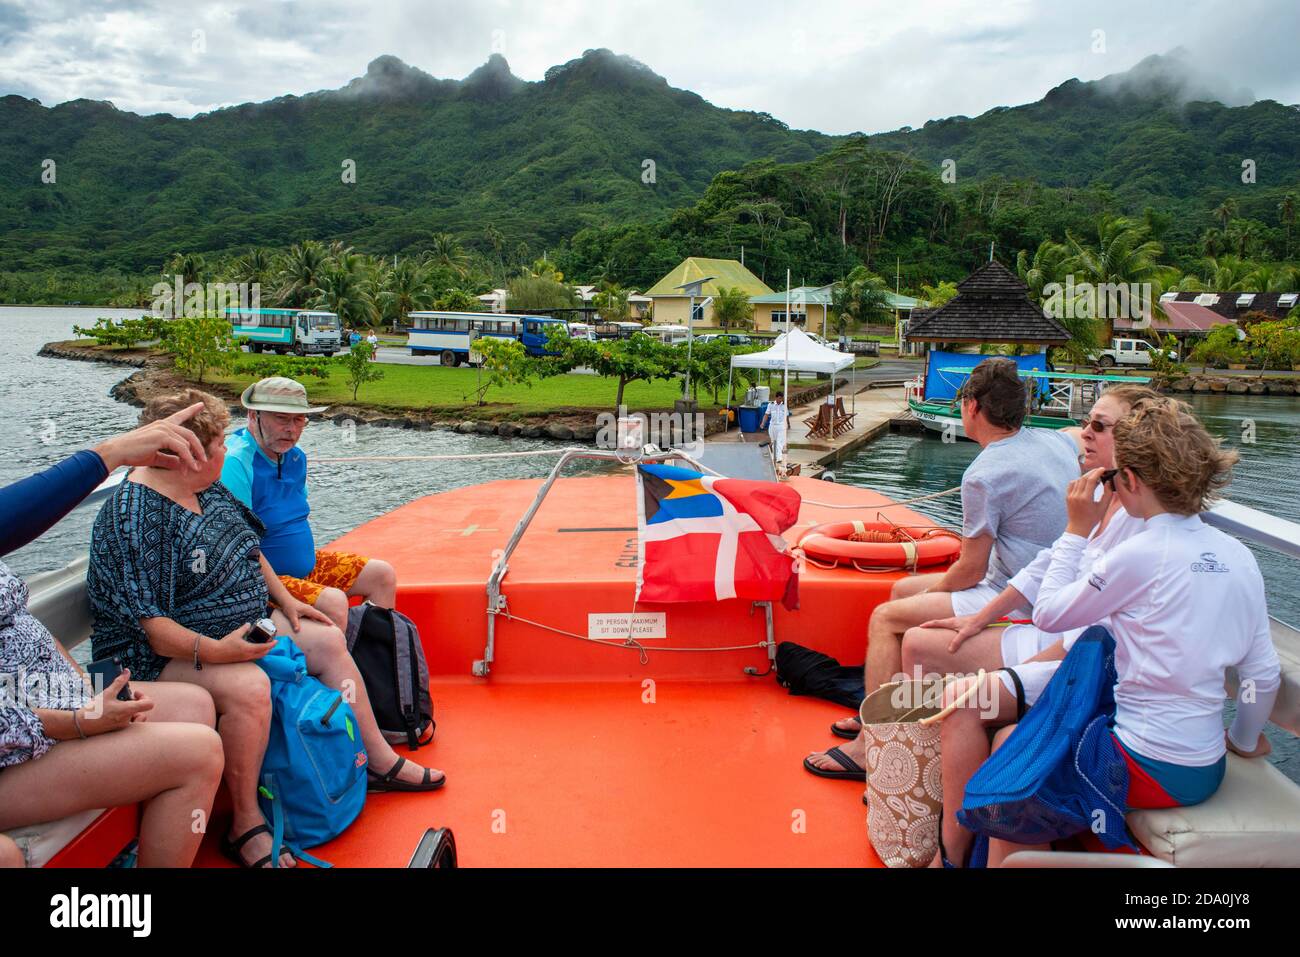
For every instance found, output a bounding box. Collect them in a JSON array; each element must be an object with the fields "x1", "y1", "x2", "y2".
[{"x1": 221, "y1": 377, "x2": 398, "y2": 630}]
